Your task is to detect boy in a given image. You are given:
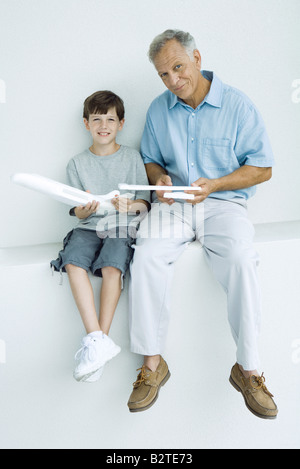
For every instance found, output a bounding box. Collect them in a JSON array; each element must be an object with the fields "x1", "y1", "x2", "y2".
[{"x1": 51, "y1": 90, "x2": 150, "y2": 382}]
